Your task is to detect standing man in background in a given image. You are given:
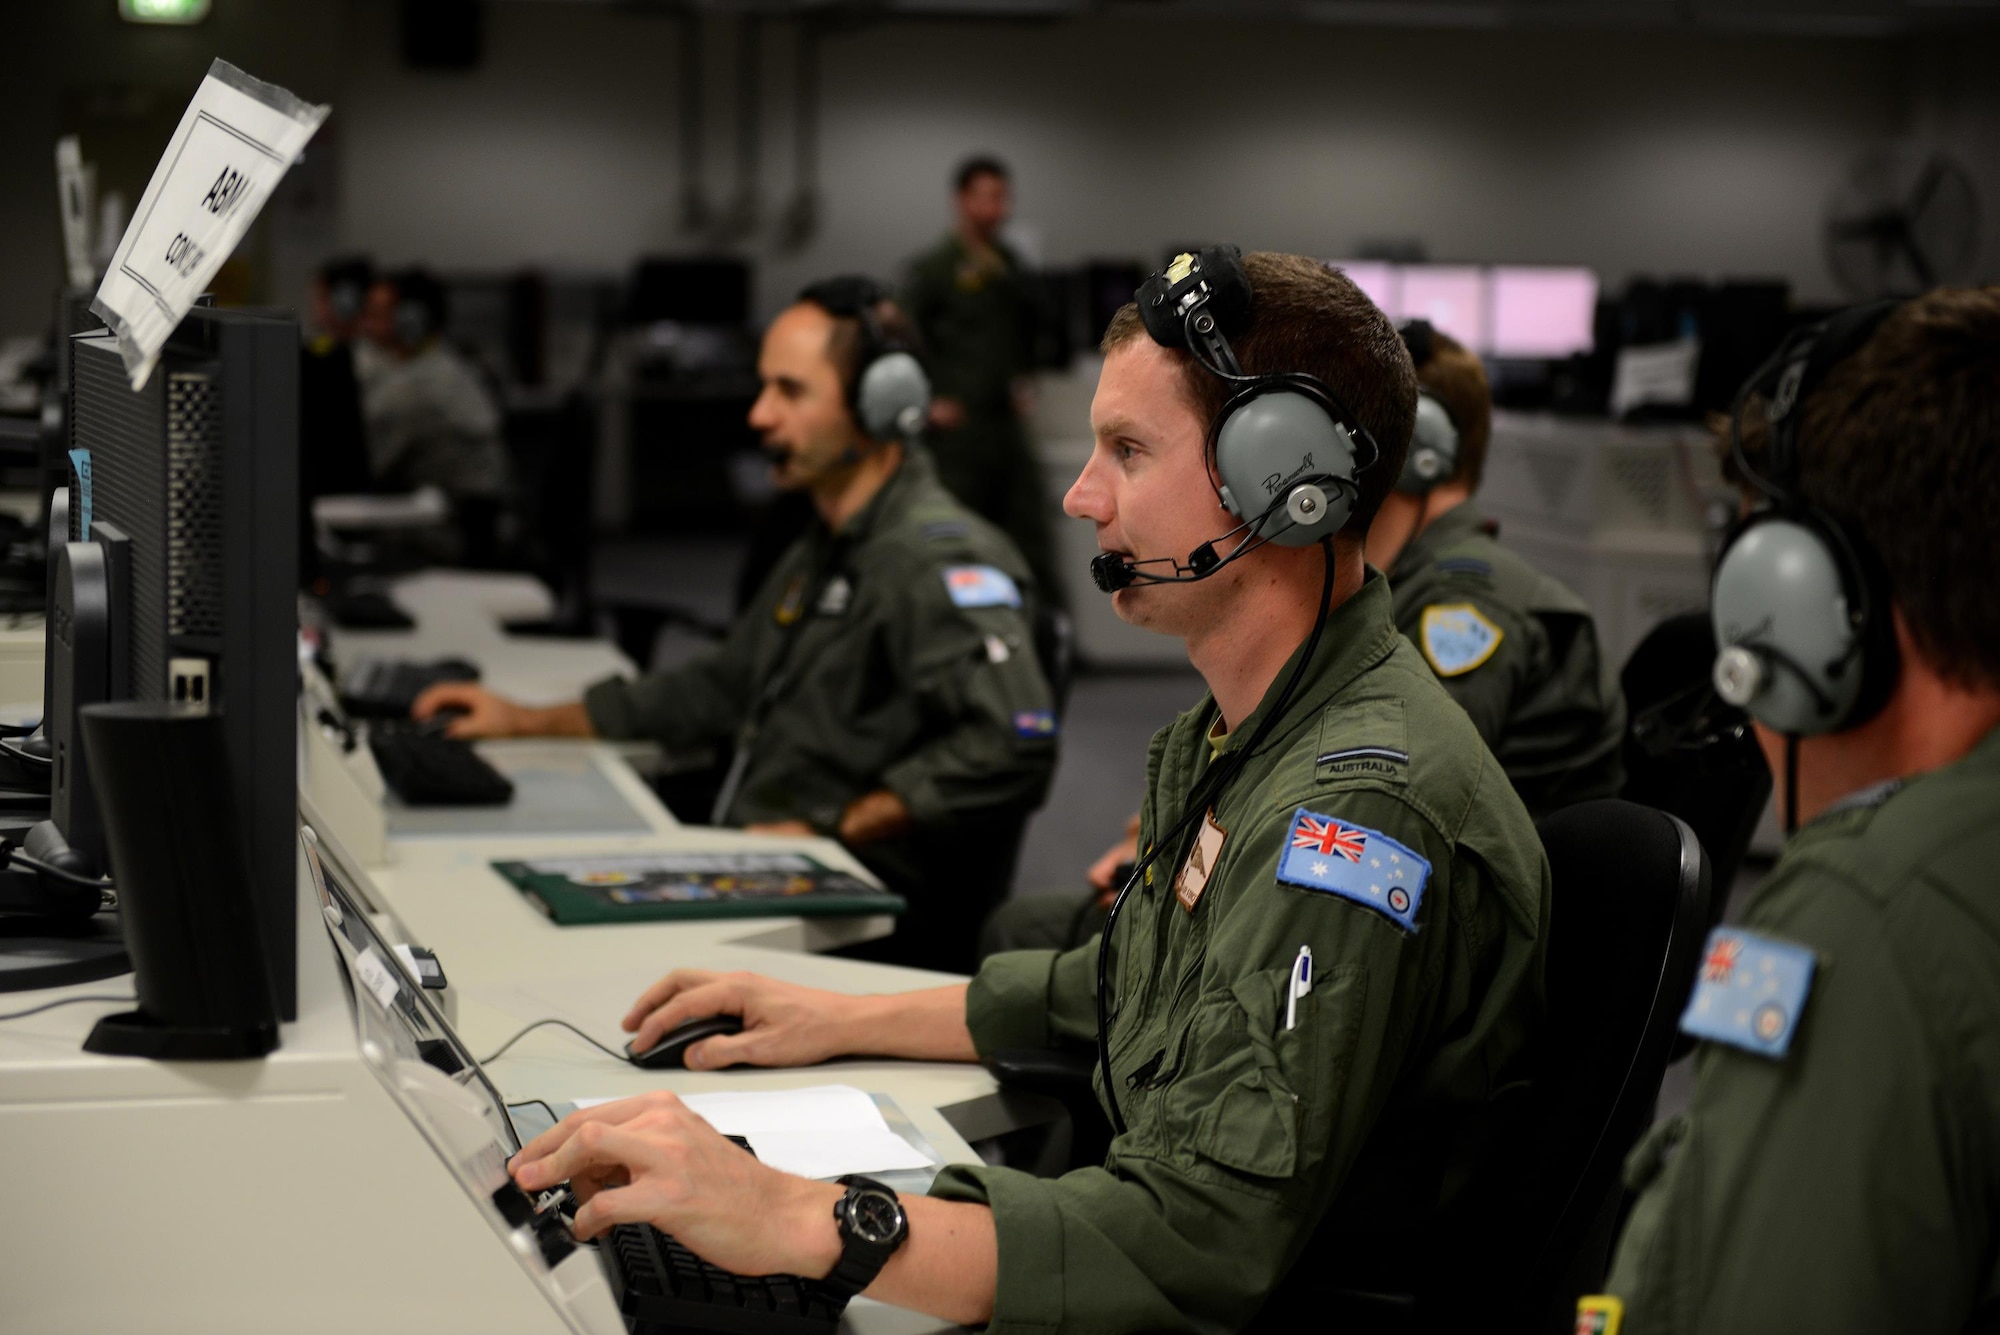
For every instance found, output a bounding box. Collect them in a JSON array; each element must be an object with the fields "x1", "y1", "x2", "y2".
[{"x1": 904, "y1": 156, "x2": 1062, "y2": 604}]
